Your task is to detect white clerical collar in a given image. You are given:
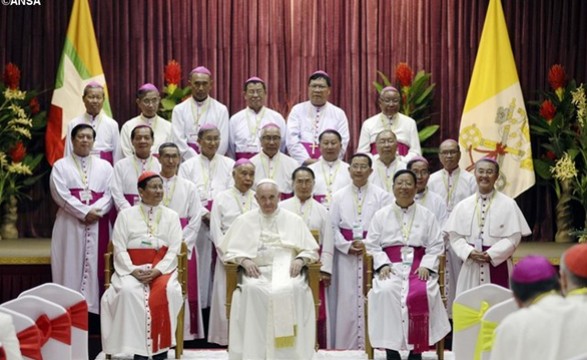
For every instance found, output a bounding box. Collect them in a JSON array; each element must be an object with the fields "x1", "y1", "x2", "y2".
[
  {"x1": 73, "y1": 153, "x2": 91, "y2": 163},
  {"x1": 260, "y1": 207, "x2": 280, "y2": 219},
  {"x1": 478, "y1": 189, "x2": 495, "y2": 201},
  {"x1": 415, "y1": 188, "x2": 427, "y2": 200},
  {"x1": 194, "y1": 97, "x2": 208, "y2": 106},
  {"x1": 352, "y1": 183, "x2": 369, "y2": 192},
  {"x1": 321, "y1": 157, "x2": 339, "y2": 167},
  {"x1": 378, "y1": 156, "x2": 397, "y2": 168},
  {"x1": 444, "y1": 167, "x2": 461, "y2": 177},
  {"x1": 84, "y1": 112, "x2": 101, "y2": 122},
  {"x1": 134, "y1": 154, "x2": 152, "y2": 163},
  {"x1": 233, "y1": 186, "x2": 250, "y2": 196},
  {"x1": 140, "y1": 114, "x2": 157, "y2": 123},
  {"x1": 199, "y1": 153, "x2": 216, "y2": 163},
  {"x1": 393, "y1": 200, "x2": 416, "y2": 212},
  {"x1": 262, "y1": 151, "x2": 279, "y2": 160},
  {"x1": 247, "y1": 106, "x2": 264, "y2": 114},
  {"x1": 140, "y1": 202, "x2": 159, "y2": 212},
  {"x1": 312, "y1": 102, "x2": 328, "y2": 111},
  {"x1": 161, "y1": 174, "x2": 176, "y2": 182}
]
